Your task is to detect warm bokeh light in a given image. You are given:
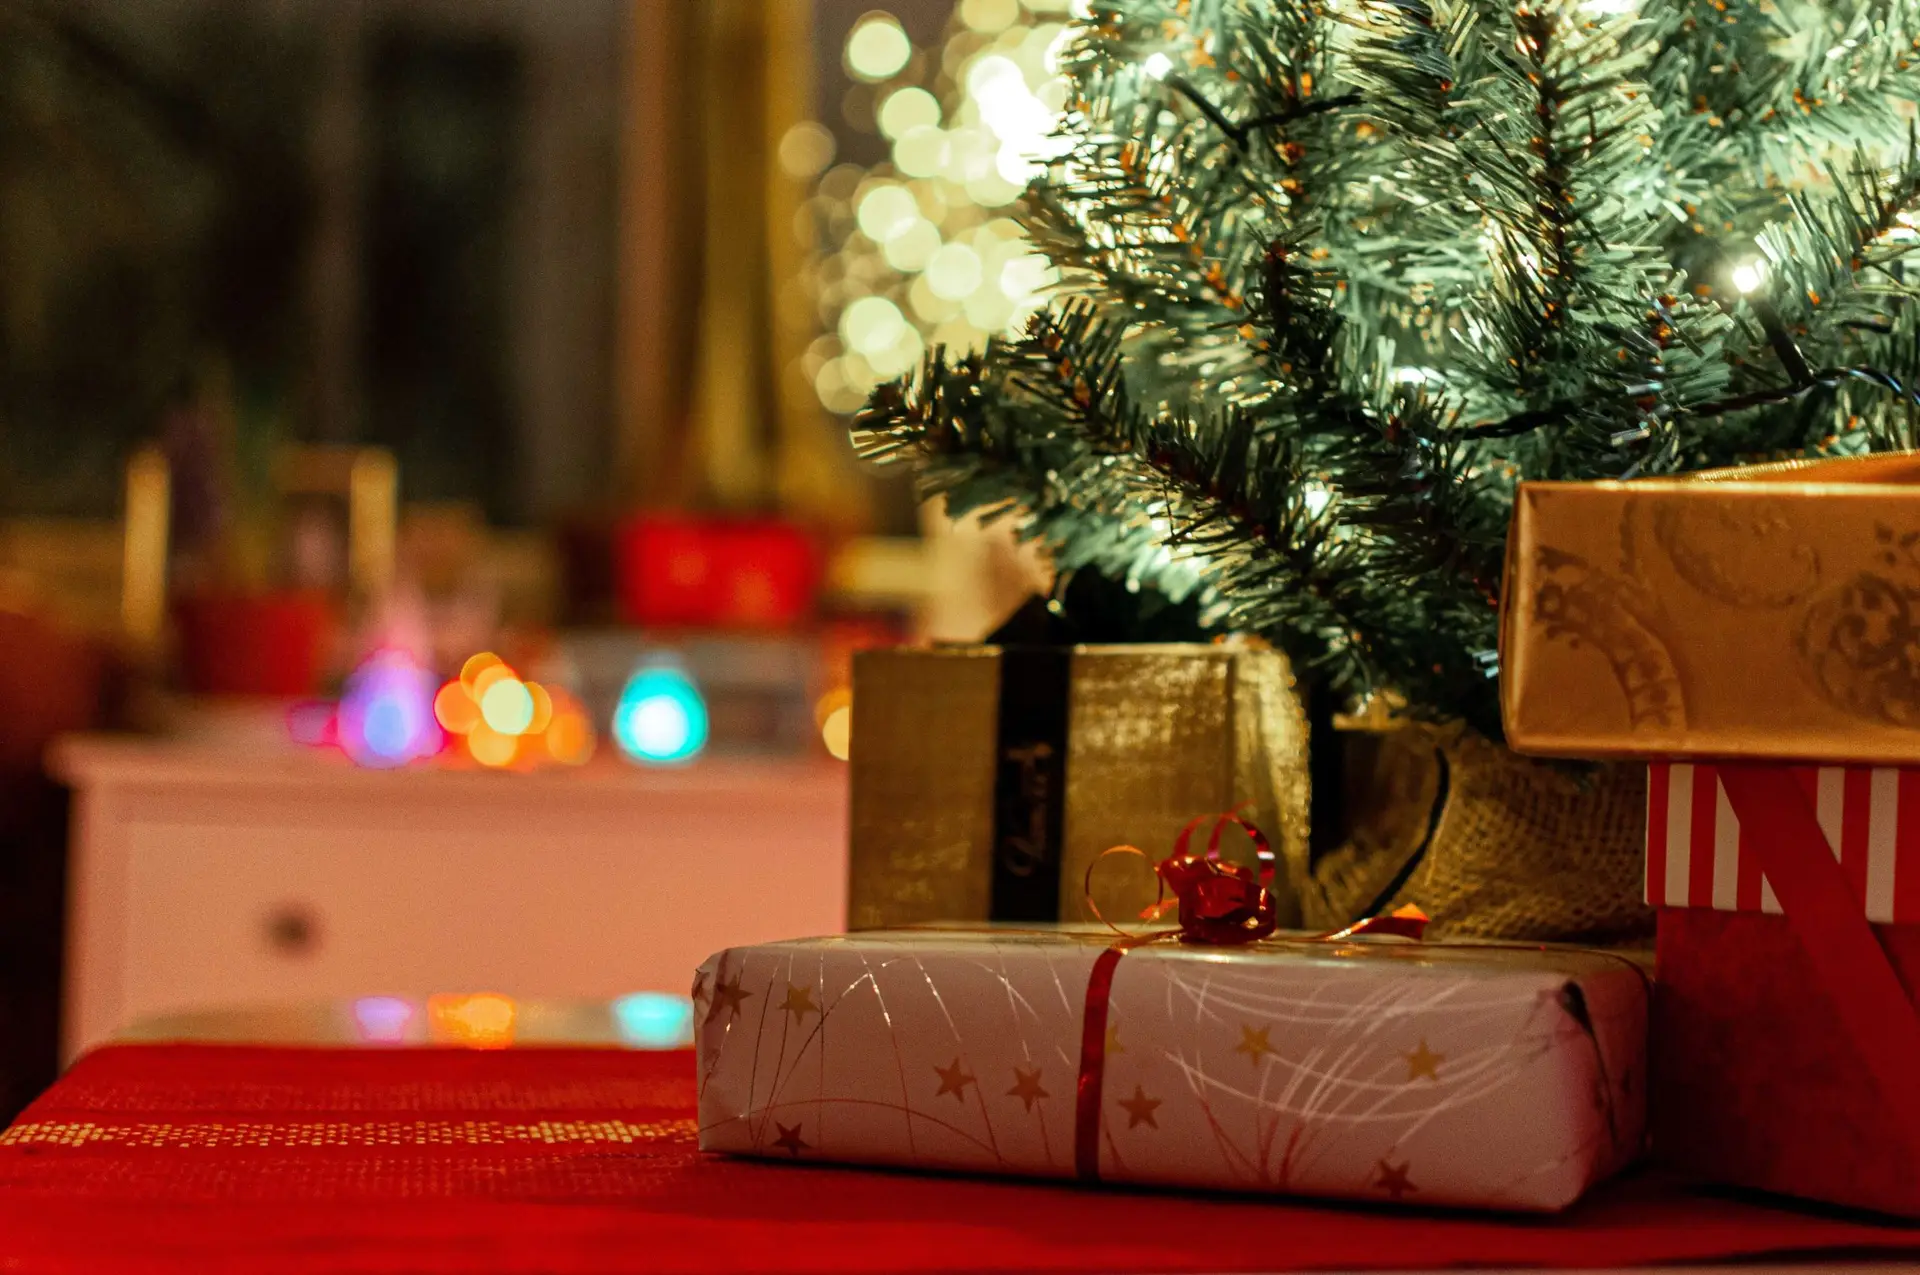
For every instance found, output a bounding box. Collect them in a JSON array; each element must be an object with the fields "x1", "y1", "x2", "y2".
[
  {"x1": 960, "y1": 0, "x2": 1019, "y2": 34},
  {"x1": 543, "y1": 690, "x2": 597, "y2": 766},
  {"x1": 856, "y1": 184, "x2": 919, "y2": 241},
  {"x1": 460, "y1": 651, "x2": 503, "y2": 693},
  {"x1": 467, "y1": 723, "x2": 520, "y2": 768},
  {"x1": 842, "y1": 295, "x2": 908, "y2": 354},
  {"x1": 801, "y1": 2, "x2": 1068, "y2": 416},
  {"x1": 878, "y1": 87, "x2": 941, "y2": 139},
  {"x1": 813, "y1": 686, "x2": 853, "y2": 761},
  {"x1": 428, "y1": 993, "x2": 517, "y2": 1048},
  {"x1": 925, "y1": 242, "x2": 983, "y2": 299},
  {"x1": 478, "y1": 676, "x2": 536, "y2": 735},
  {"x1": 437, "y1": 654, "x2": 590, "y2": 770},
  {"x1": 821, "y1": 705, "x2": 852, "y2": 761},
  {"x1": 846, "y1": 13, "x2": 912, "y2": 81},
  {"x1": 777, "y1": 120, "x2": 837, "y2": 179},
  {"x1": 434, "y1": 679, "x2": 480, "y2": 734},
  {"x1": 526, "y1": 682, "x2": 554, "y2": 735}
]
